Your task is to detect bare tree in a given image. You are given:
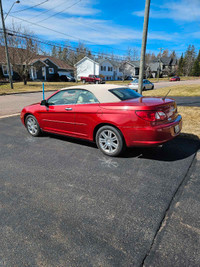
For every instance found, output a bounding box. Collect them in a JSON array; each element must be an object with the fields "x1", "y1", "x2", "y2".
[{"x1": 4, "y1": 24, "x2": 40, "y2": 85}]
